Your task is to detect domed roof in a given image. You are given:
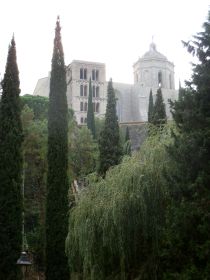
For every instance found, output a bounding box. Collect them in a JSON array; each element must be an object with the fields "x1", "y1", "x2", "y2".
[{"x1": 141, "y1": 42, "x2": 167, "y2": 60}]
